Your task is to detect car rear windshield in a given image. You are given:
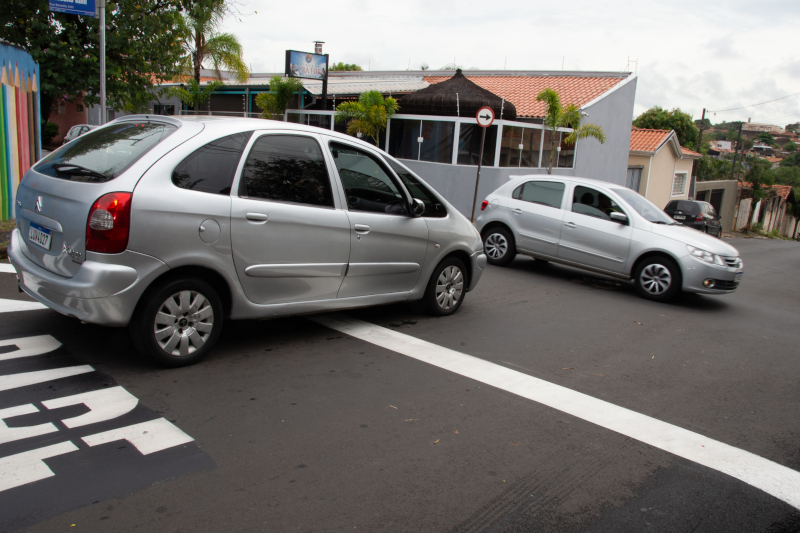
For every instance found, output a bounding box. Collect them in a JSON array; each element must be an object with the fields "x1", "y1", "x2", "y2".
[
  {"x1": 34, "y1": 121, "x2": 178, "y2": 183},
  {"x1": 668, "y1": 200, "x2": 701, "y2": 214}
]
